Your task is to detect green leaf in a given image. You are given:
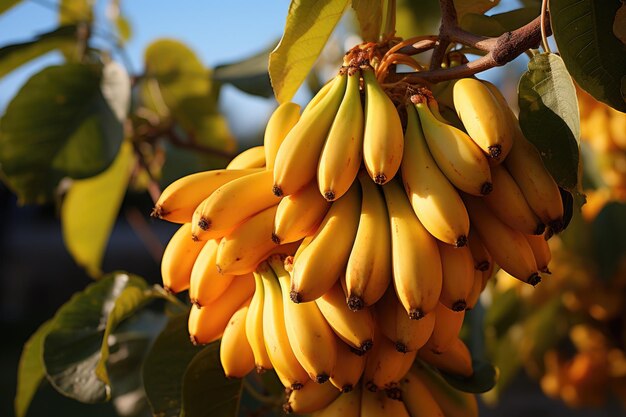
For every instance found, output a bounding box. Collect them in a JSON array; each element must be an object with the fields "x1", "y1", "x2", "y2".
[
  {"x1": 591, "y1": 201, "x2": 626, "y2": 281},
  {"x1": 550, "y1": 0, "x2": 626, "y2": 112},
  {"x1": 116, "y1": 14, "x2": 132, "y2": 43},
  {"x1": 483, "y1": 288, "x2": 523, "y2": 337},
  {"x1": 0, "y1": 25, "x2": 78, "y2": 79},
  {"x1": 351, "y1": 0, "x2": 383, "y2": 42},
  {"x1": 61, "y1": 142, "x2": 134, "y2": 278},
  {"x1": 453, "y1": 0, "x2": 500, "y2": 20},
  {"x1": 15, "y1": 320, "x2": 54, "y2": 417},
  {"x1": 0, "y1": 62, "x2": 128, "y2": 204},
  {"x1": 439, "y1": 359, "x2": 498, "y2": 394},
  {"x1": 143, "y1": 312, "x2": 203, "y2": 417},
  {"x1": 43, "y1": 272, "x2": 155, "y2": 403},
  {"x1": 518, "y1": 52, "x2": 581, "y2": 193},
  {"x1": 460, "y1": 7, "x2": 539, "y2": 38},
  {"x1": 181, "y1": 342, "x2": 243, "y2": 417},
  {"x1": 269, "y1": 0, "x2": 350, "y2": 103},
  {"x1": 214, "y1": 47, "x2": 274, "y2": 98},
  {"x1": 0, "y1": 0, "x2": 22, "y2": 14},
  {"x1": 59, "y1": 0, "x2": 92, "y2": 24}
]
